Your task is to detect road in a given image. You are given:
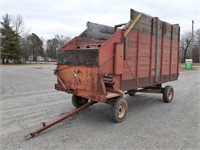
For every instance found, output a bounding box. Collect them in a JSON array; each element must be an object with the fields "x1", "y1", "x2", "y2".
[{"x1": 0, "y1": 64, "x2": 200, "y2": 150}]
